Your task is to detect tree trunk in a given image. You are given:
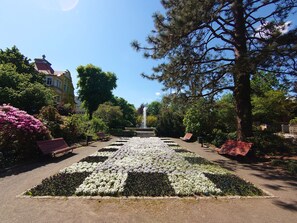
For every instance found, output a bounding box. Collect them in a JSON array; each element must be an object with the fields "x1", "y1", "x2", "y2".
[{"x1": 232, "y1": 0, "x2": 253, "y2": 140}]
